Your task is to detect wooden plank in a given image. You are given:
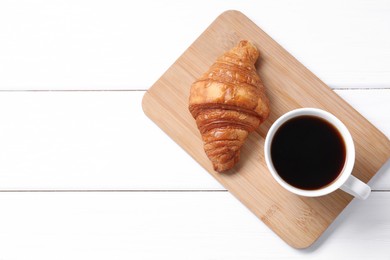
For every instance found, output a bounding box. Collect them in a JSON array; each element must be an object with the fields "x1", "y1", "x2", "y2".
[
  {"x1": 0, "y1": 91, "x2": 219, "y2": 190},
  {"x1": 0, "y1": 90, "x2": 388, "y2": 191},
  {"x1": 0, "y1": 192, "x2": 388, "y2": 259},
  {"x1": 142, "y1": 10, "x2": 390, "y2": 248},
  {"x1": 0, "y1": 0, "x2": 390, "y2": 90}
]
